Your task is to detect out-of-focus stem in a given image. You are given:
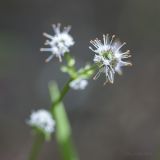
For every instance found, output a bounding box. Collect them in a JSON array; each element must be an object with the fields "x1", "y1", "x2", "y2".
[
  {"x1": 28, "y1": 63, "x2": 96, "y2": 160},
  {"x1": 28, "y1": 132, "x2": 45, "y2": 160},
  {"x1": 49, "y1": 82, "x2": 79, "y2": 160},
  {"x1": 50, "y1": 78, "x2": 73, "y2": 112},
  {"x1": 28, "y1": 78, "x2": 73, "y2": 160}
]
